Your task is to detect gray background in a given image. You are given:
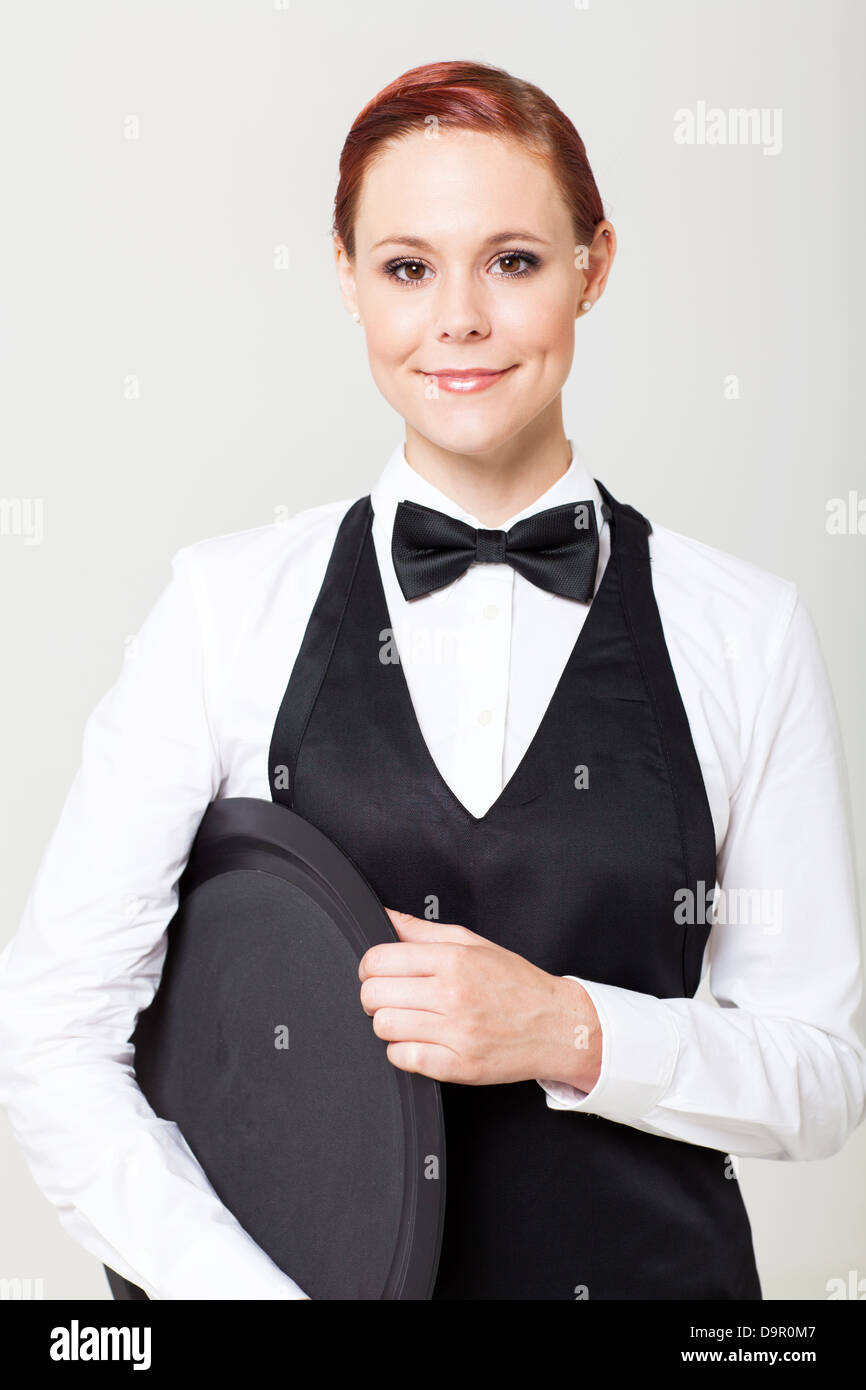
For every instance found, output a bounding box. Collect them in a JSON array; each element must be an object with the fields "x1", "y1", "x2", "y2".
[{"x1": 1, "y1": 0, "x2": 863, "y2": 1299}]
